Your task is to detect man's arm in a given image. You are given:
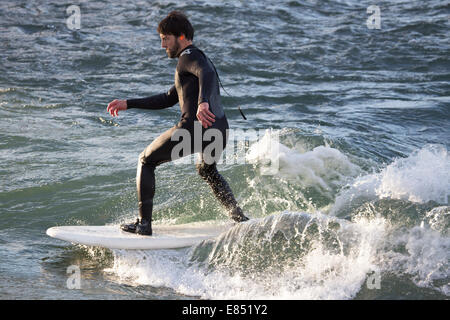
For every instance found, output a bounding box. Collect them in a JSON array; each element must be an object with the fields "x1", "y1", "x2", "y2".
[
  {"x1": 107, "y1": 86, "x2": 178, "y2": 117},
  {"x1": 127, "y1": 86, "x2": 178, "y2": 110},
  {"x1": 179, "y1": 50, "x2": 216, "y2": 128}
]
